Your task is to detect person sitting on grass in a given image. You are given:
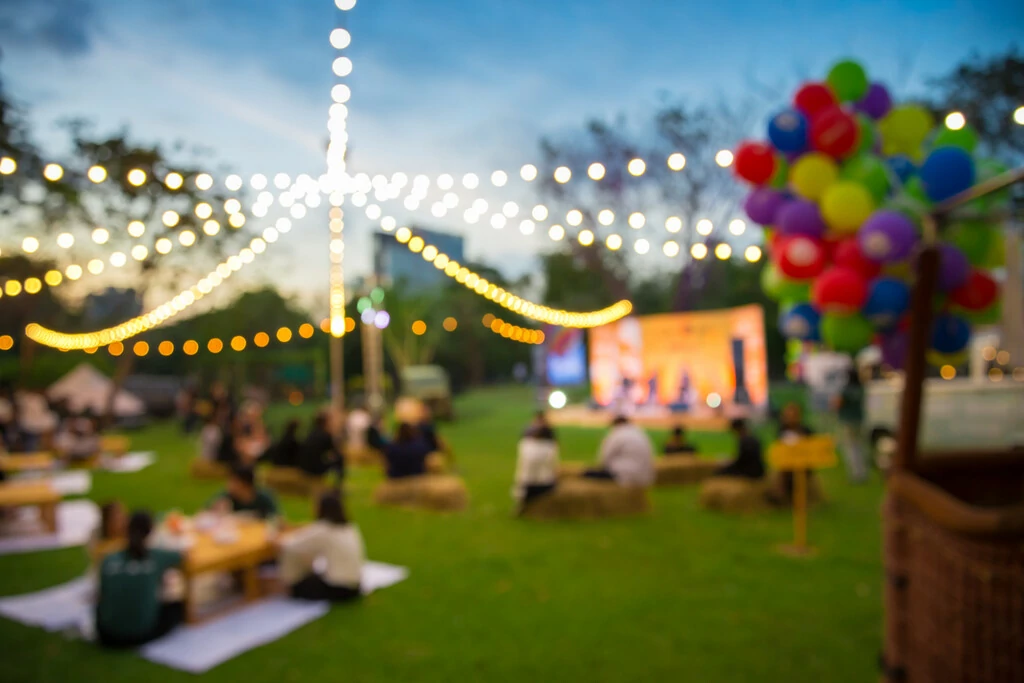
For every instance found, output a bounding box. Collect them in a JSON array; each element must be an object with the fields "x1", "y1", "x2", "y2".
[
  {"x1": 583, "y1": 415, "x2": 655, "y2": 487},
  {"x1": 513, "y1": 423, "x2": 559, "y2": 508},
  {"x1": 662, "y1": 425, "x2": 696, "y2": 456},
  {"x1": 261, "y1": 419, "x2": 302, "y2": 469},
  {"x1": 713, "y1": 419, "x2": 765, "y2": 480},
  {"x1": 209, "y1": 466, "x2": 279, "y2": 520},
  {"x1": 383, "y1": 423, "x2": 431, "y2": 479},
  {"x1": 95, "y1": 511, "x2": 184, "y2": 648},
  {"x1": 298, "y1": 411, "x2": 344, "y2": 479},
  {"x1": 278, "y1": 490, "x2": 364, "y2": 602}
]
